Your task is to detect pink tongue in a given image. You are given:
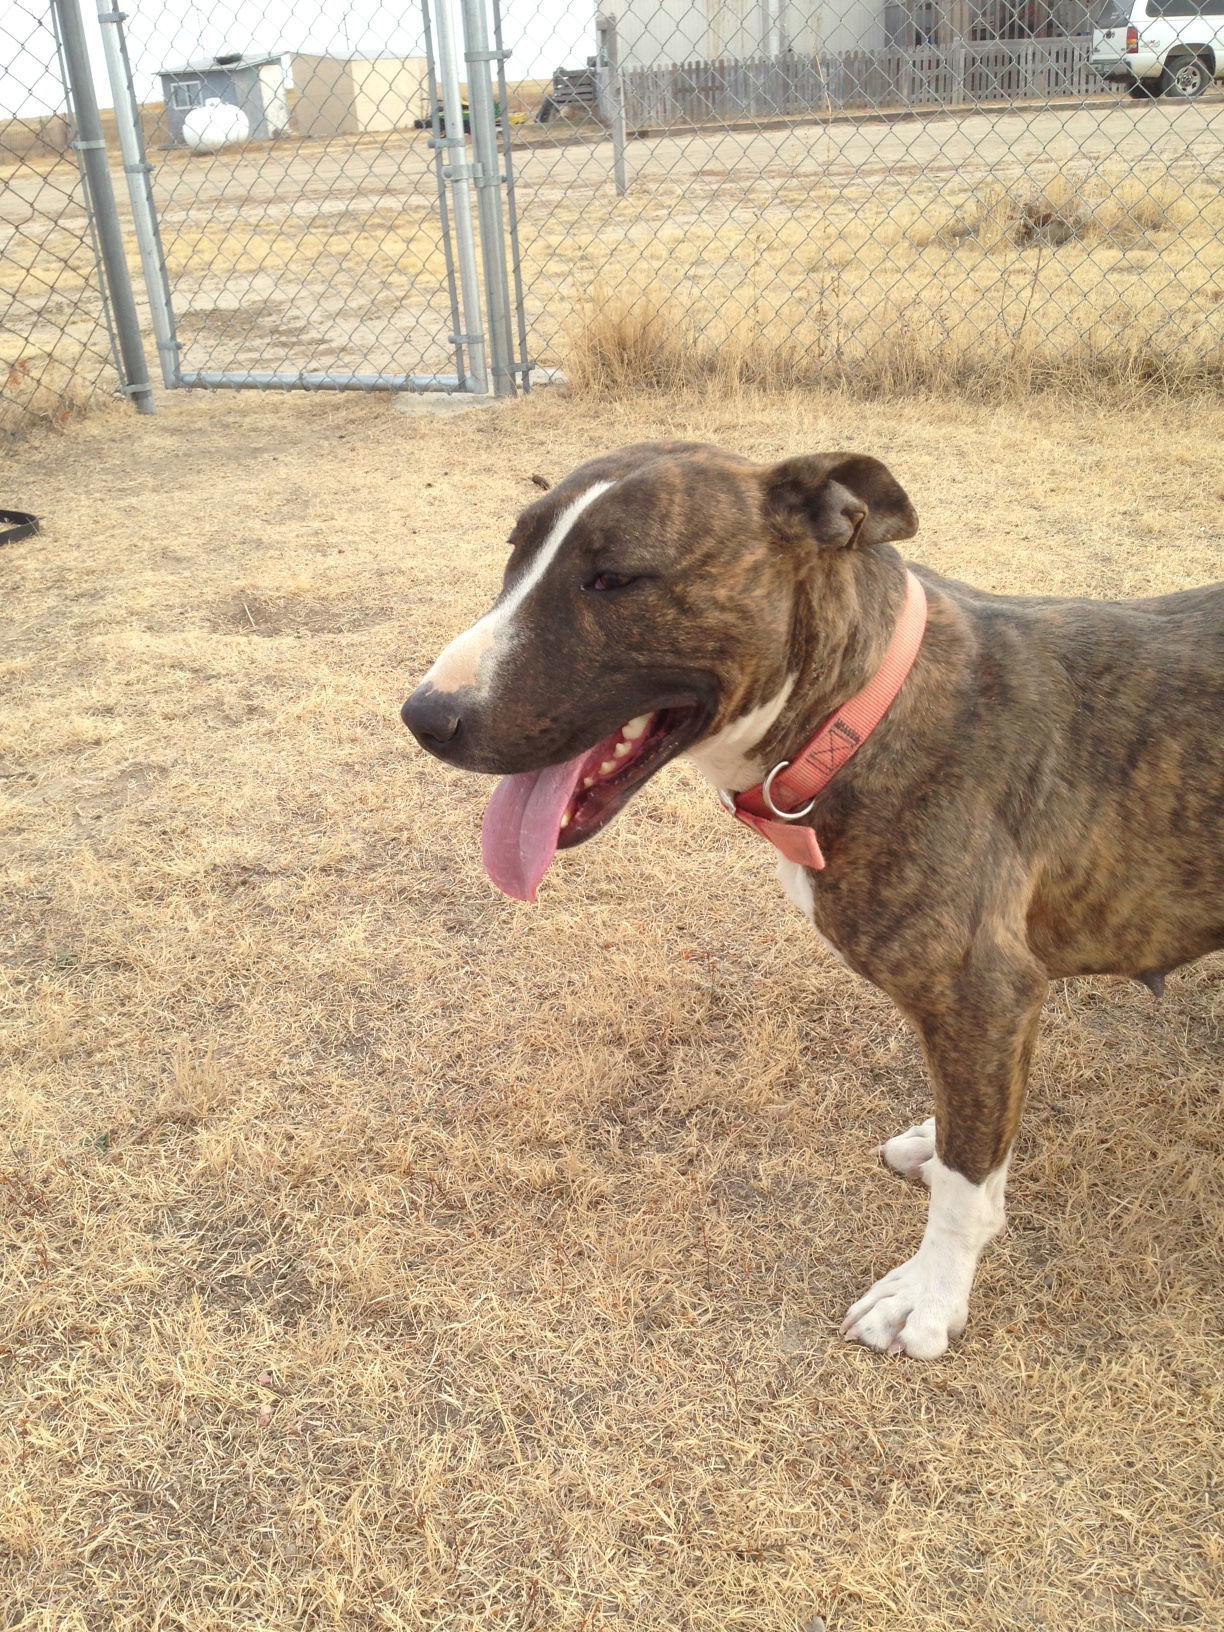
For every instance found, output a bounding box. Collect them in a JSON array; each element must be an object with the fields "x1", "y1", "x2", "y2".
[{"x1": 481, "y1": 750, "x2": 590, "y2": 902}]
